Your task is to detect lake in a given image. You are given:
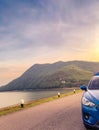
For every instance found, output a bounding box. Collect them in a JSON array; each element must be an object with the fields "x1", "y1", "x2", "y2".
[{"x1": 0, "y1": 88, "x2": 74, "y2": 108}]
